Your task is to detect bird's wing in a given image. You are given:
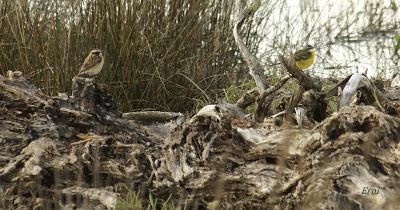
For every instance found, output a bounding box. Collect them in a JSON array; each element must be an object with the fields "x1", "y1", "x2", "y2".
[
  {"x1": 80, "y1": 54, "x2": 102, "y2": 72},
  {"x1": 294, "y1": 49, "x2": 312, "y2": 61}
]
